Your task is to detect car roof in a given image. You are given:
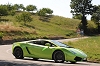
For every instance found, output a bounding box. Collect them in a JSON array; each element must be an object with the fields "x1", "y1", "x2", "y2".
[{"x1": 19, "y1": 39, "x2": 51, "y2": 43}]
